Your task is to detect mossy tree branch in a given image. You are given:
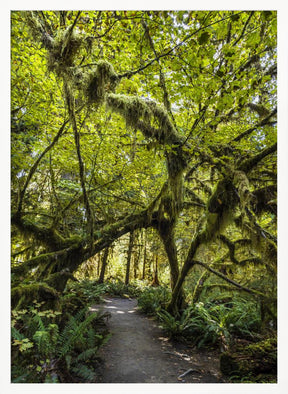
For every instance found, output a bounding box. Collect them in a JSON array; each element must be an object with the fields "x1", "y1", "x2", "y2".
[
  {"x1": 238, "y1": 143, "x2": 277, "y2": 173},
  {"x1": 16, "y1": 119, "x2": 69, "y2": 216},
  {"x1": 192, "y1": 259, "x2": 266, "y2": 297},
  {"x1": 12, "y1": 206, "x2": 159, "y2": 289}
]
